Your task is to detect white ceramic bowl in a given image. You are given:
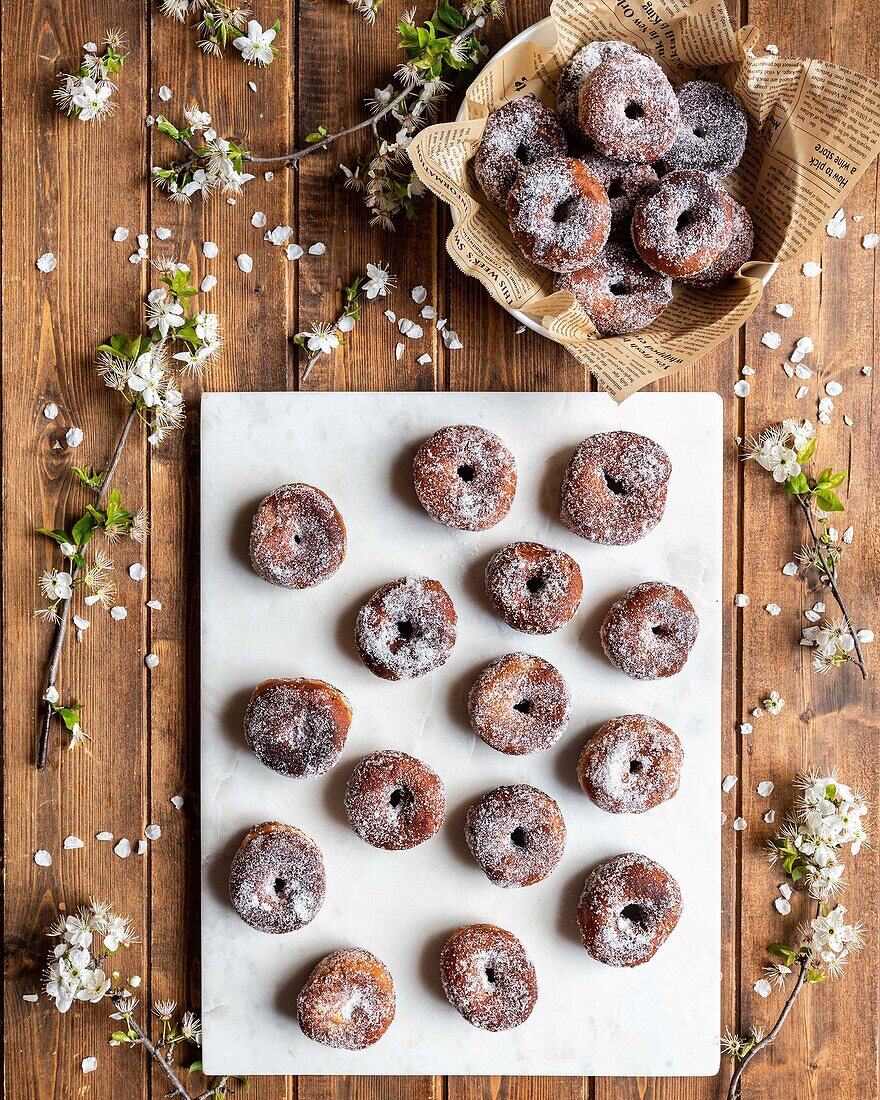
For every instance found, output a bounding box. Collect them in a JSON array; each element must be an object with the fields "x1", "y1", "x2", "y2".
[{"x1": 454, "y1": 17, "x2": 777, "y2": 340}]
